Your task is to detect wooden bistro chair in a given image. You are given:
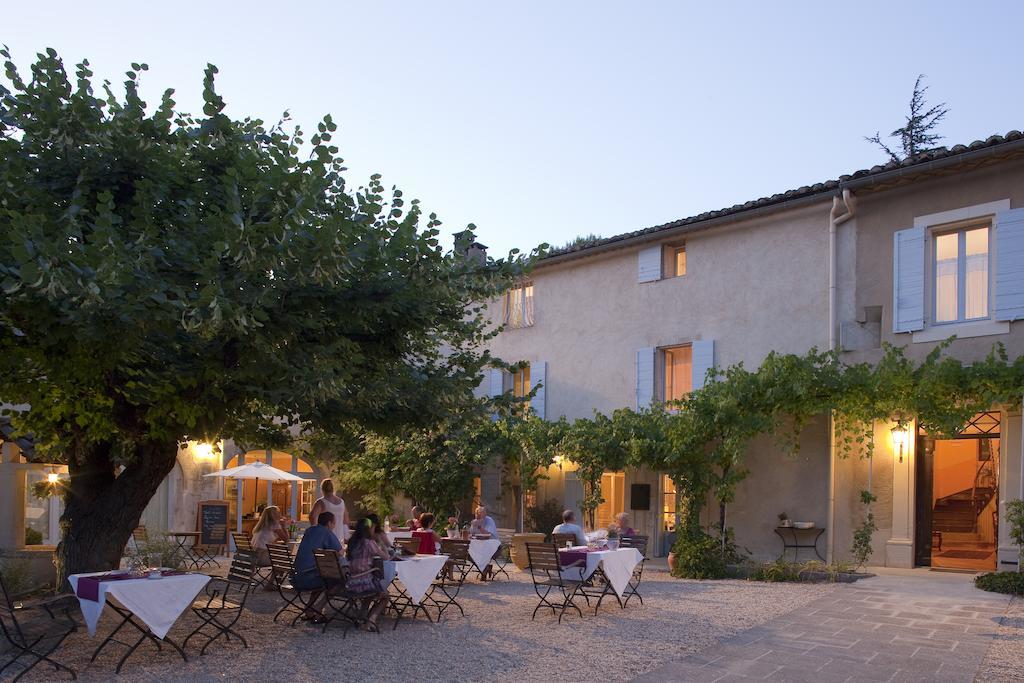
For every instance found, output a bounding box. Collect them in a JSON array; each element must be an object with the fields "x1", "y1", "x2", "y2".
[
  {"x1": 0, "y1": 572, "x2": 78, "y2": 682},
  {"x1": 525, "y1": 543, "x2": 587, "y2": 624},
  {"x1": 395, "y1": 537, "x2": 421, "y2": 556},
  {"x1": 619, "y1": 535, "x2": 649, "y2": 607},
  {"x1": 551, "y1": 532, "x2": 578, "y2": 548},
  {"x1": 312, "y1": 549, "x2": 383, "y2": 637},
  {"x1": 231, "y1": 531, "x2": 271, "y2": 587},
  {"x1": 267, "y1": 542, "x2": 316, "y2": 626},
  {"x1": 184, "y1": 551, "x2": 256, "y2": 655},
  {"x1": 426, "y1": 540, "x2": 471, "y2": 621}
]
